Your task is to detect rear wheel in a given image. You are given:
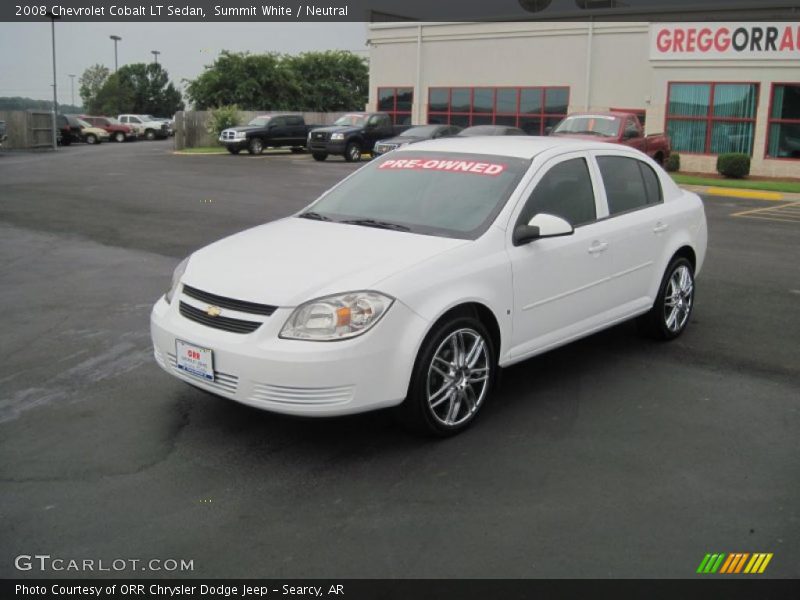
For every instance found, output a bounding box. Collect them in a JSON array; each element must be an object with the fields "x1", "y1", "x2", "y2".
[
  {"x1": 312, "y1": 152, "x2": 328, "y2": 162},
  {"x1": 653, "y1": 152, "x2": 664, "y2": 166},
  {"x1": 248, "y1": 138, "x2": 264, "y2": 155},
  {"x1": 396, "y1": 316, "x2": 495, "y2": 436},
  {"x1": 344, "y1": 141, "x2": 362, "y2": 162},
  {"x1": 639, "y1": 257, "x2": 695, "y2": 340}
]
